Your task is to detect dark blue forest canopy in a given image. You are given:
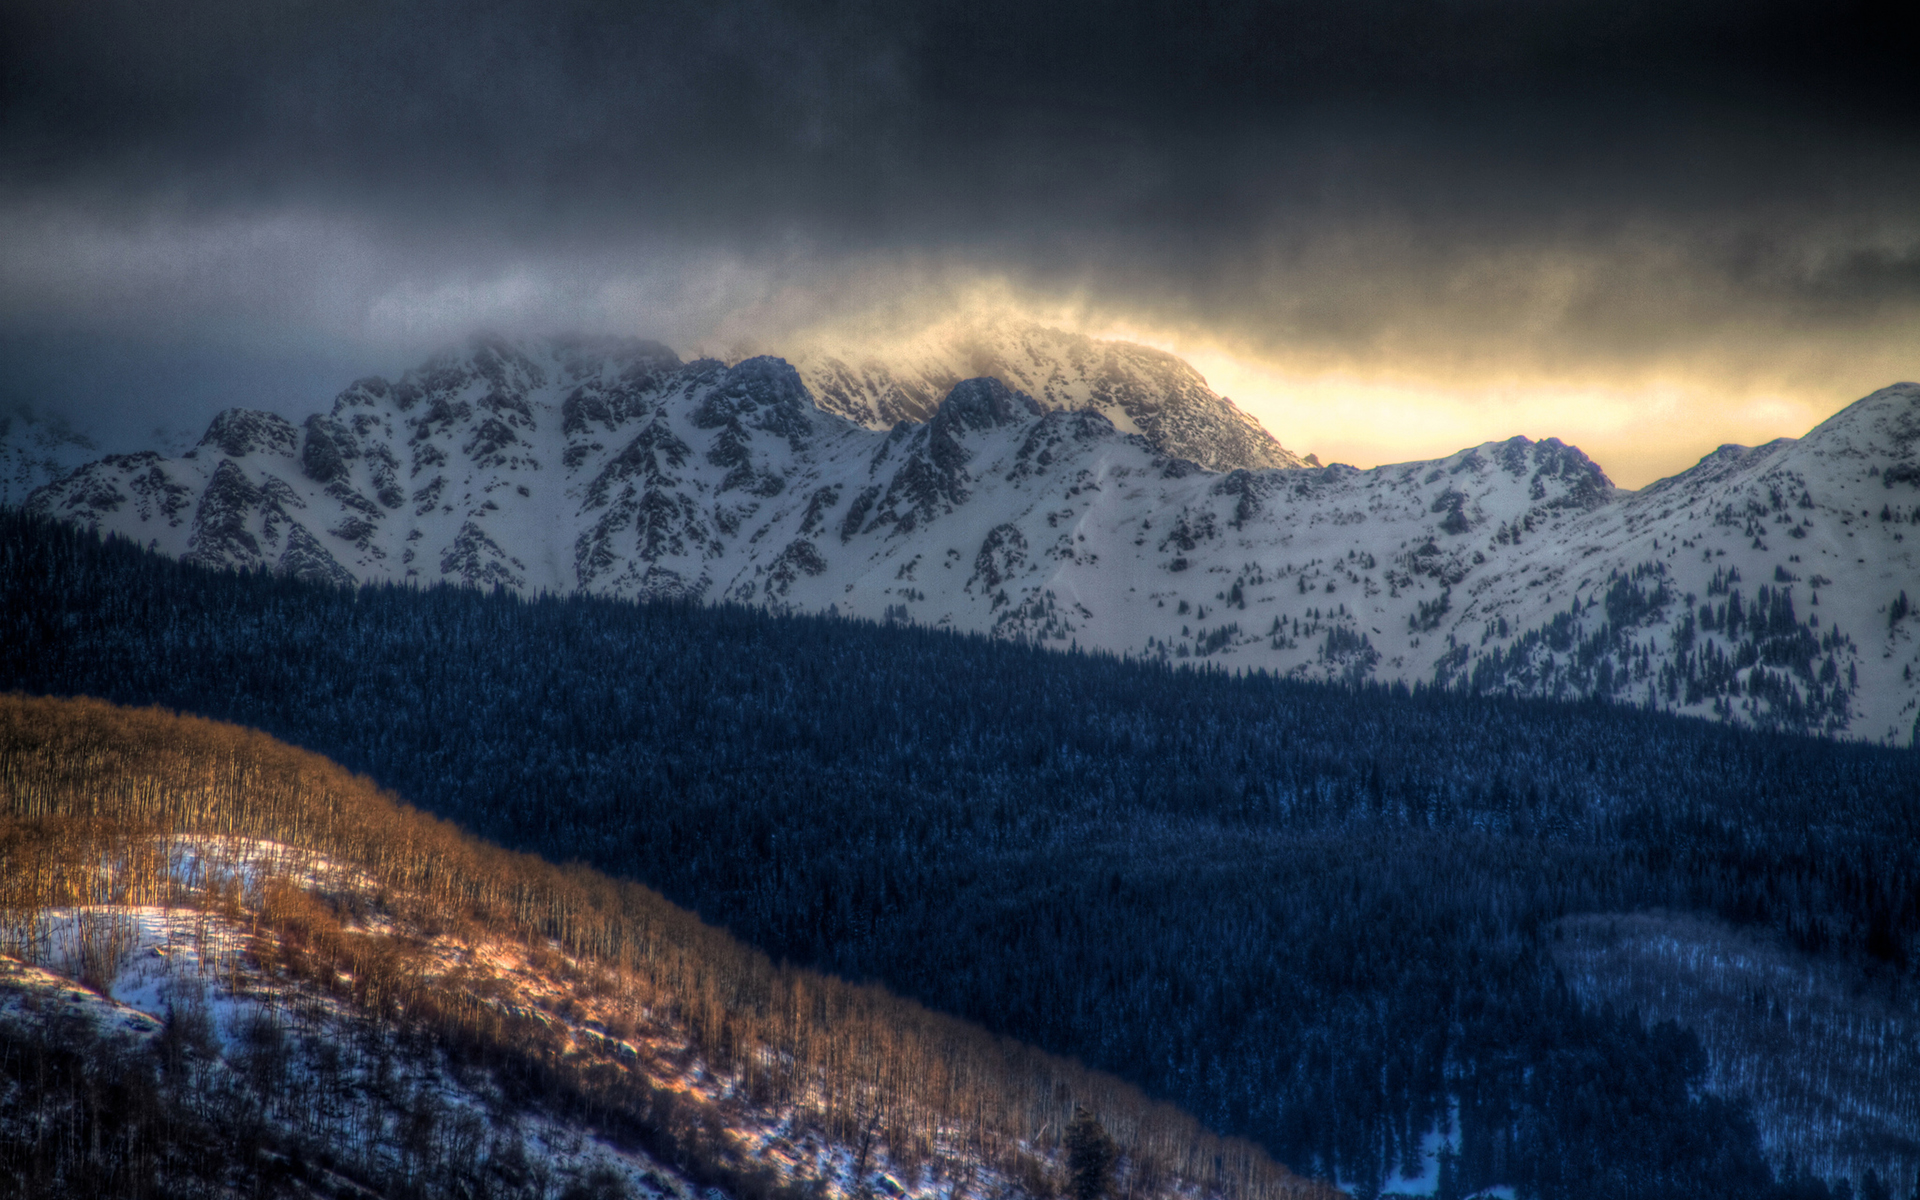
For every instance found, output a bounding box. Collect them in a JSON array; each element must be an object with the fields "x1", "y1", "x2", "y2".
[{"x1": 3, "y1": 512, "x2": 1916, "y2": 1200}]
